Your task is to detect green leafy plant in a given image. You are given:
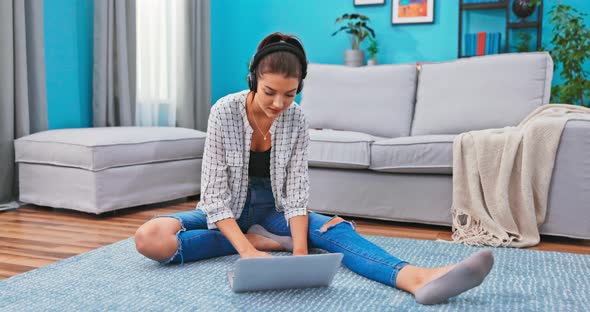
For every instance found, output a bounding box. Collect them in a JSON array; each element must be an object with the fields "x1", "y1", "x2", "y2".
[
  {"x1": 530, "y1": 0, "x2": 542, "y2": 6},
  {"x1": 367, "y1": 35, "x2": 379, "y2": 60},
  {"x1": 547, "y1": 4, "x2": 590, "y2": 106},
  {"x1": 332, "y1": 13, "x2": 375, "y2": 50},
  {"x1": 514, "y1": 31, "x2": 533, "y2": 53}
]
